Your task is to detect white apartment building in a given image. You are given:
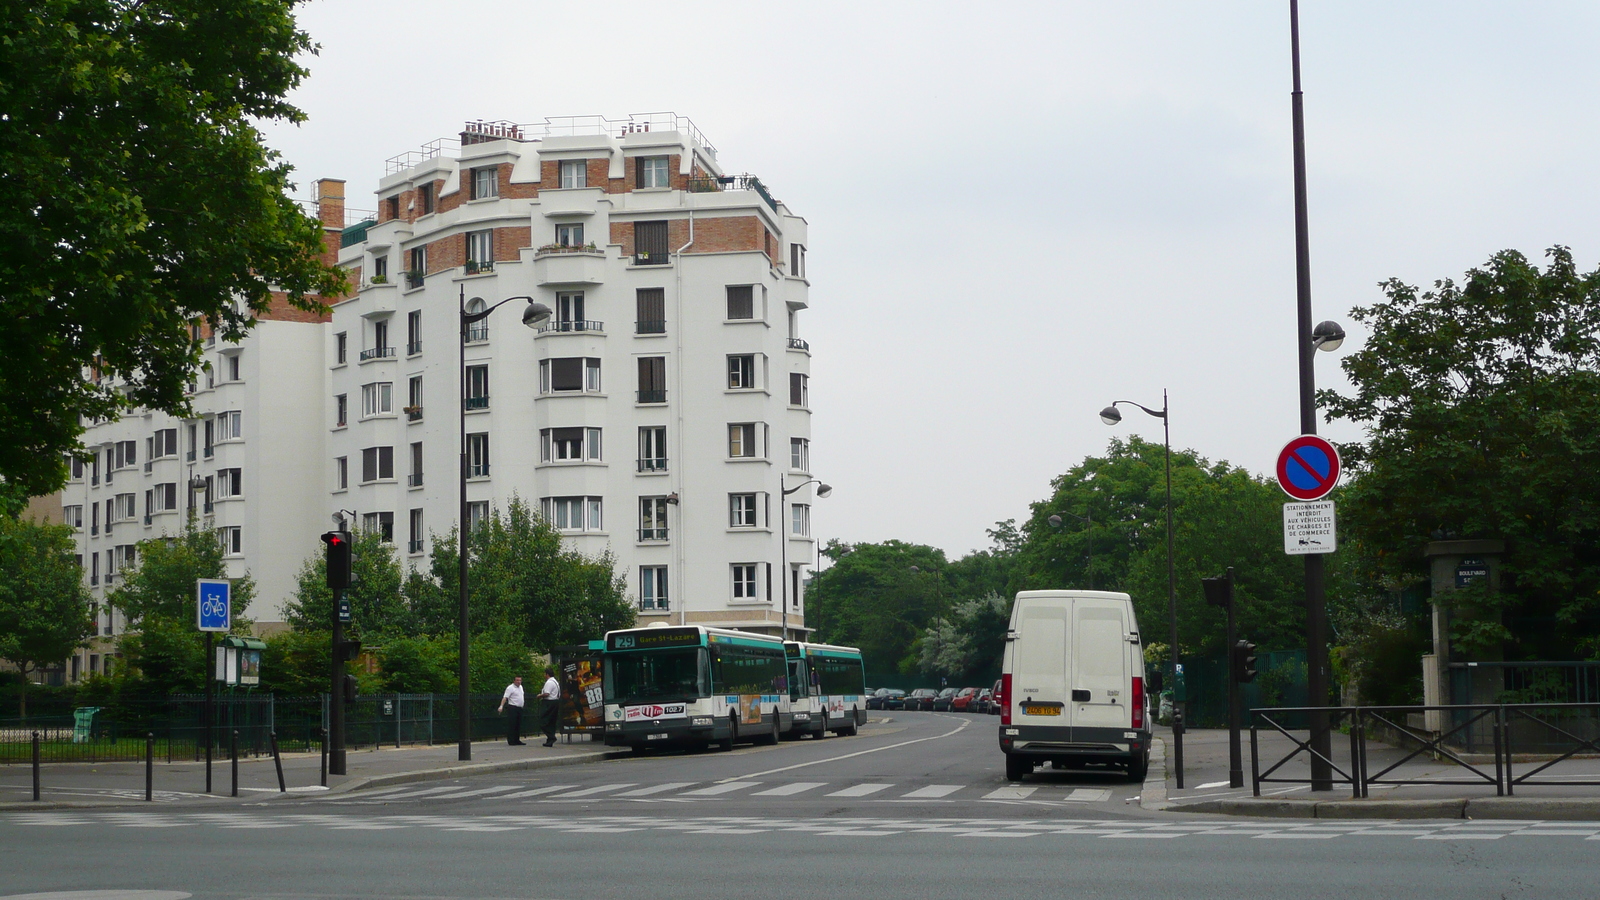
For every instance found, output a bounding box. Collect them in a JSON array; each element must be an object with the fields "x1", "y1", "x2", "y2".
[{"x1": 331, "y1": 113, "x2": 818, "y2": 635}]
